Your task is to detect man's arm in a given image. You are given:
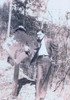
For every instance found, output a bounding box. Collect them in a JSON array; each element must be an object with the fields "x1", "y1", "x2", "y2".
[
  {"x1": 50, "y1": 40, "x2": 58, "y2": 50},
  {"x1": 30, "y1": 42, "x2": 41, "y2": 64},
  {"x1": 30, "y1": 47, "x2": 39, "y2": 64},
  {"x1": 50, "y1": 41, "x2": 58, "y2": 61}
]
